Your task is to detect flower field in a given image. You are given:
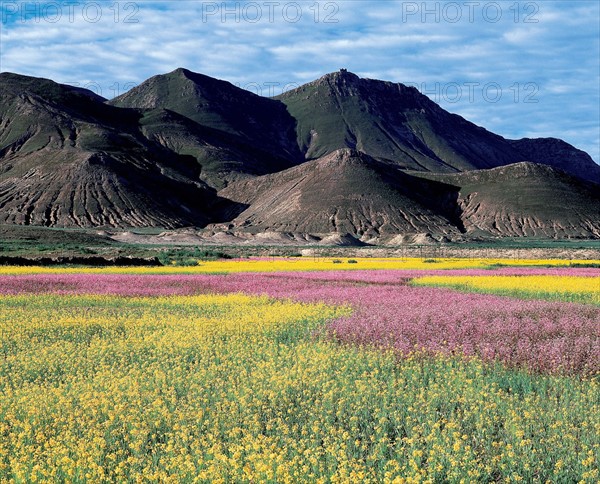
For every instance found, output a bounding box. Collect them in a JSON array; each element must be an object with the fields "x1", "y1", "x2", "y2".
[
  {"x1": 413, "y1": 275, "x2": 600, "y2": 305},
  {"x1": 0, "y1": 259, "x2": 598, "y2": 482}
]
